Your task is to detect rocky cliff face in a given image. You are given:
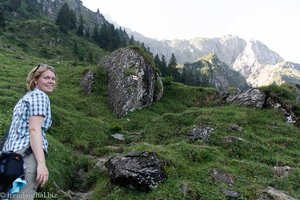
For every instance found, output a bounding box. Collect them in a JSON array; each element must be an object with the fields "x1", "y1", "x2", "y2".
[
  {"x1": 190, "y1": 35, "x2": 246, "y2": 66},
  {"x1": 128, "y1": 32, "x2": 246, "y2": 67},
  {"x1": 35, "y1": 0, "x2": 107, "y2": 29},
  {"x1": 232, "y1": 39, "x2": 284, "y2": 85},
  {"x1": 102, "y1": 47, "x2": 163, "y2": 117}
]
